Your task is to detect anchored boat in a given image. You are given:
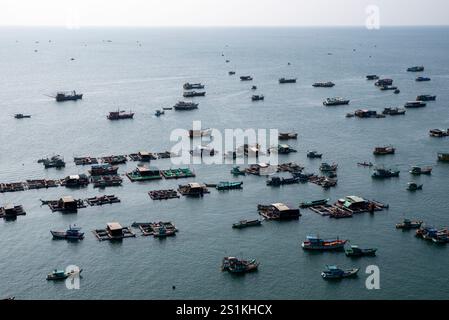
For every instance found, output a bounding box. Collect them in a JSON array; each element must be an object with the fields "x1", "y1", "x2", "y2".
[
  {"x1": 301, "y1": 236, "x2": 347, "y2": 251},
  {"x1": 232, "y1": 219, "x2": 262, "y2": 229},
  {"x1": 345, "y1": 245, "x2": 377, "y2": 257},
  {"x1": 323, "y1": 97, "x2": 350, "y2": 106},
  {"x1": 55, "y1": 91, "x2": 83, "y2": 102},
  {"x1": 321, "y1": 265, "x2": 359, "y2": 280},
  {"x1": 51, "y1": 225, "x2": 84, "y2": 240},
  {"x1": 396, "y1": 219, "x2": 423, "y2": 230},
  {"x1": 222, "y1": 257, "x2": 259, "y2": 273}
]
